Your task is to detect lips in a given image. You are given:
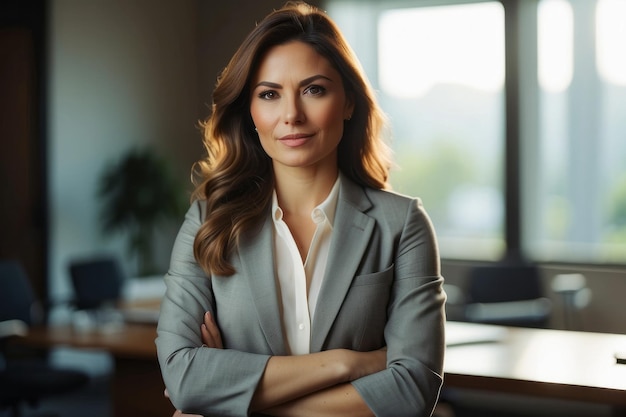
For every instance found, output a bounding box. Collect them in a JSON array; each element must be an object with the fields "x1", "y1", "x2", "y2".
[{"x1": 278, "y1": 133, "x2": 314, "y2": 147}]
